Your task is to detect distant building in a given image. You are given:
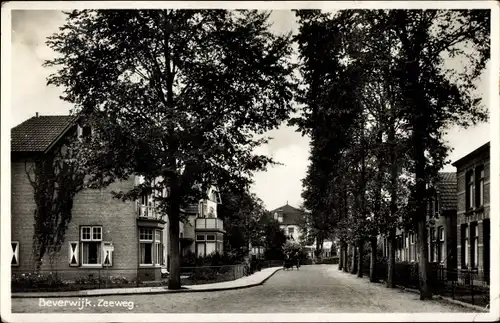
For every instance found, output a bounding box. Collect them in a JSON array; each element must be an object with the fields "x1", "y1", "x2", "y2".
[
  {"x1": 383, "y1": 172, "x2": 457, "y2": 268},
  {"x1": 269, "y1": 202, "x2": 305, "y2": 242}
]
